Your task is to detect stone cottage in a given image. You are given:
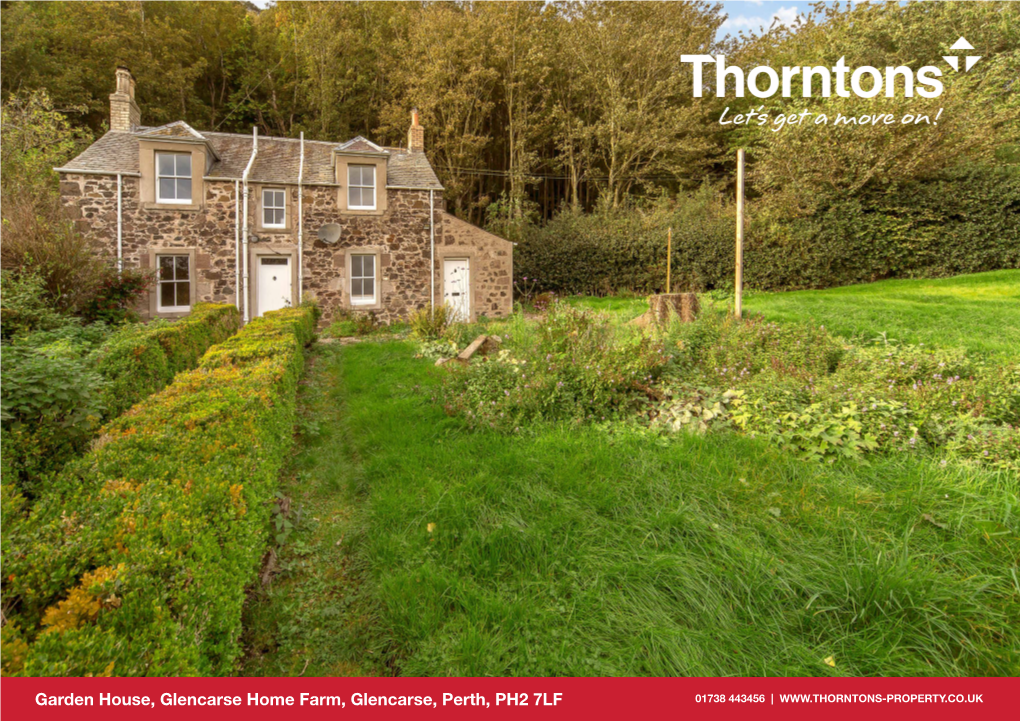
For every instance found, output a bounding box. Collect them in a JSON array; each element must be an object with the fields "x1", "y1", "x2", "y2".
[{"x1": 57, "y1": 67, "x2": 513, "y2": 325}]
